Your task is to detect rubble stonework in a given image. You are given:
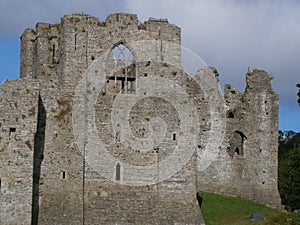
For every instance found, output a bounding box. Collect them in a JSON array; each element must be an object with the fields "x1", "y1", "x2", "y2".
[{"x1": 0, "y1": 12, "x2": 281, "y2": 225}]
